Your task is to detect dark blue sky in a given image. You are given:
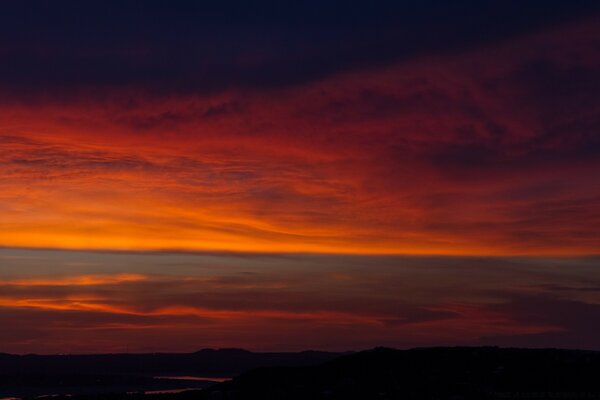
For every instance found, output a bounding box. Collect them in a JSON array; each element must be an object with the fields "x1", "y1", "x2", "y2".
[{"x1": 1, "y1": 1, "x2": 598, "y2": 98}]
